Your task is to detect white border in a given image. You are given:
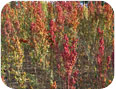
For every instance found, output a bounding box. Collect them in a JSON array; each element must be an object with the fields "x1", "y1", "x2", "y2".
[{"x1": 0, "y1": 0, "x2": 115, "y2": 90}]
